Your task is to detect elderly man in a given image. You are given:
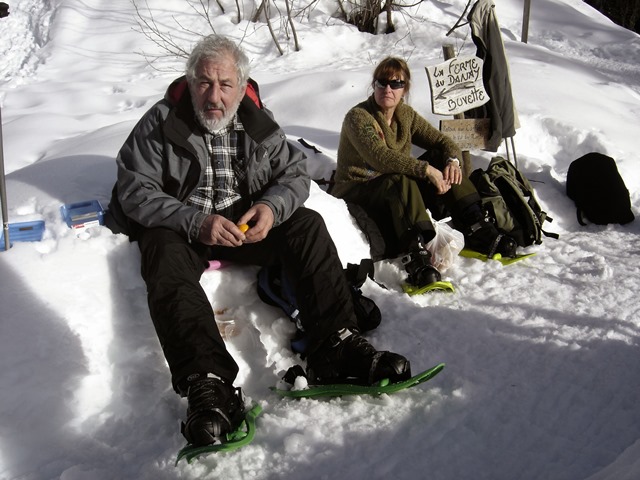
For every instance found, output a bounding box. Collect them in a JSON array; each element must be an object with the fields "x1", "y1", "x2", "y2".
[{"x1": 106, "y1": 35, "x2": 411, "y2": 447}]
